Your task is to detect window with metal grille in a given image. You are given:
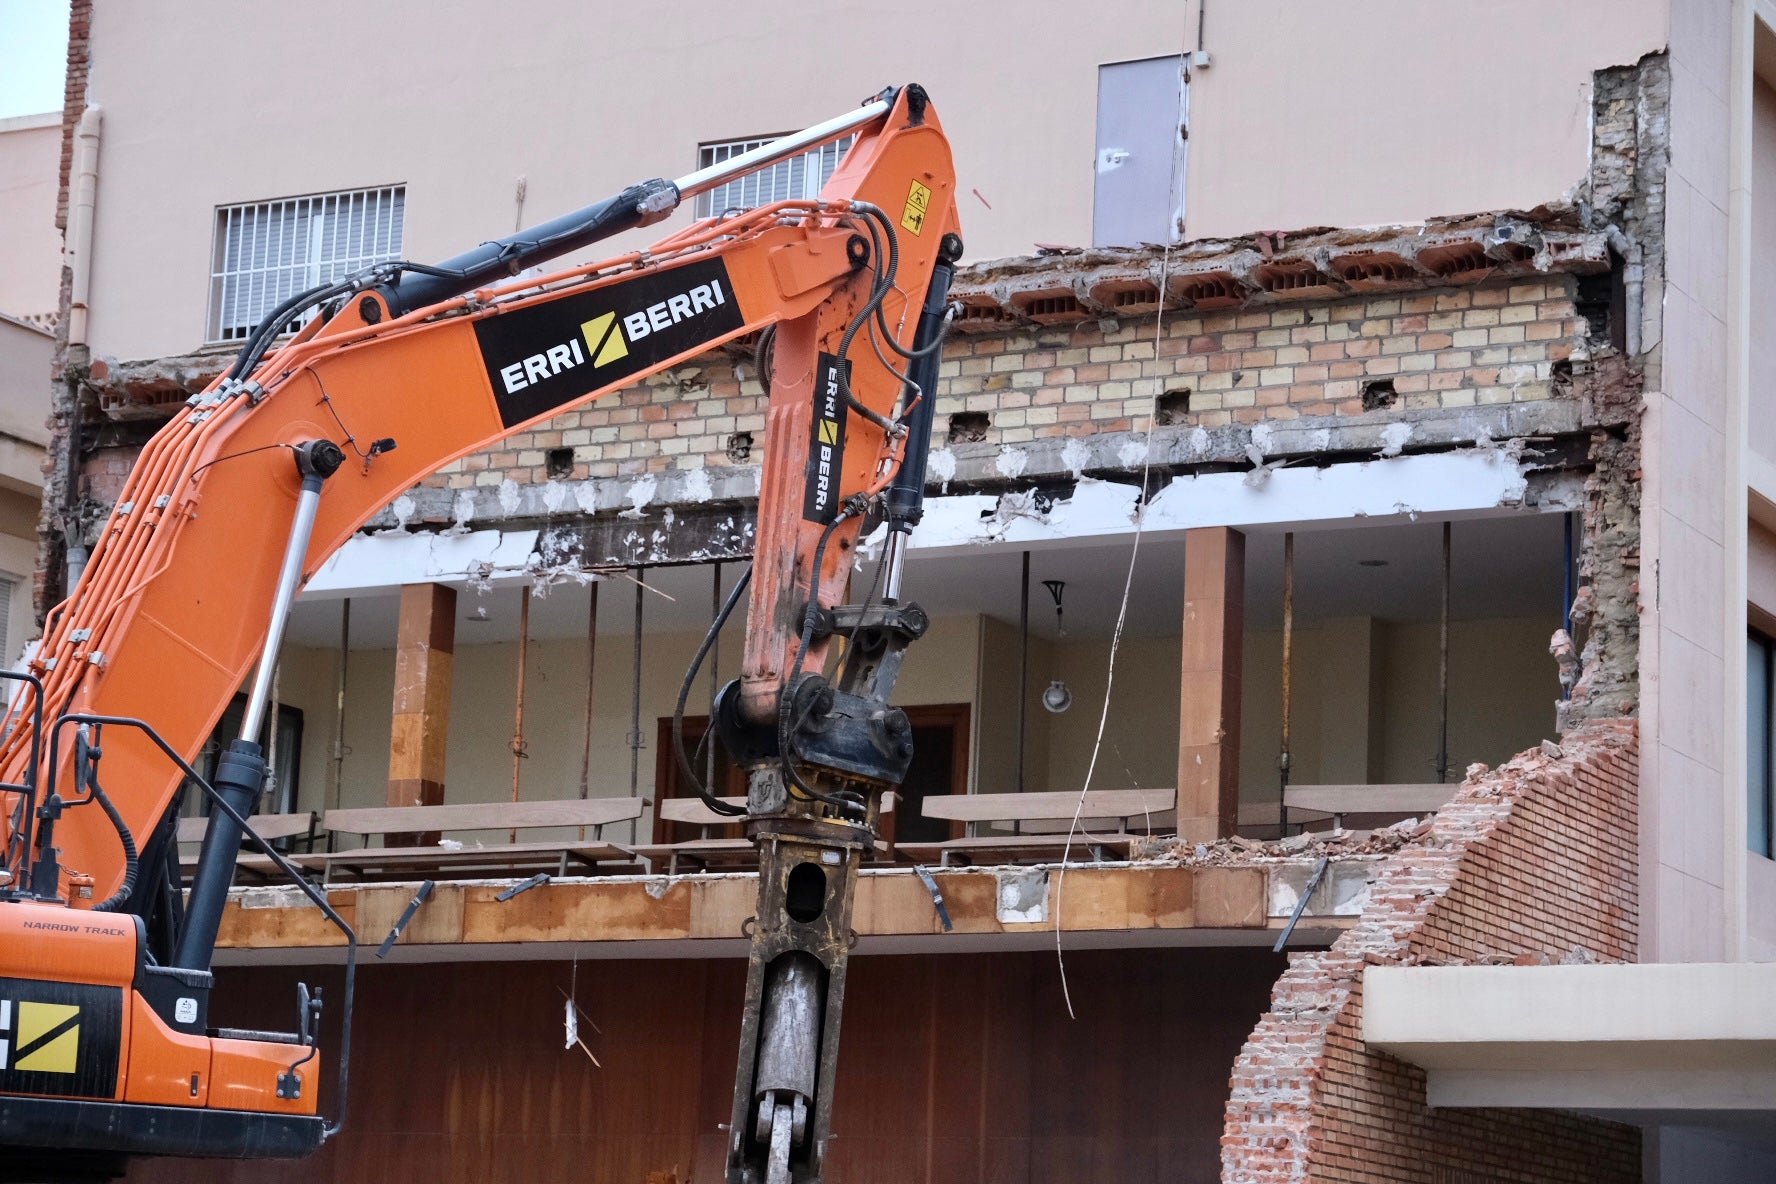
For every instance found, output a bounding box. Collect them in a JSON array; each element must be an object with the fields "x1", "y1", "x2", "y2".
[
  {"x1": 693, "y1": 136, "x2": 853, "y2": 218},
  {"x1": 207, "y1": 186, "x2": 405, "y2": 343}
]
